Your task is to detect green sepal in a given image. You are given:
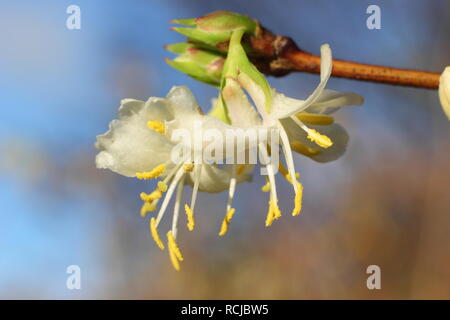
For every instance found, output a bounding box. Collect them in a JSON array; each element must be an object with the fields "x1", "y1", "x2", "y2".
[{"x1": 165, "y1": 45, "x2": 225, "y2": 86}]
